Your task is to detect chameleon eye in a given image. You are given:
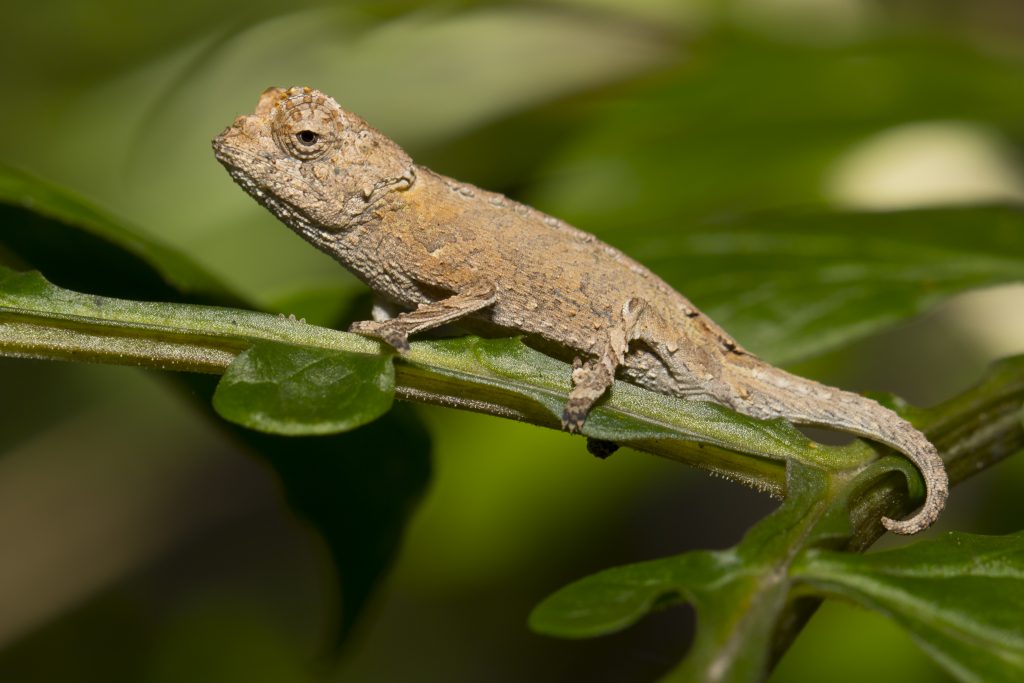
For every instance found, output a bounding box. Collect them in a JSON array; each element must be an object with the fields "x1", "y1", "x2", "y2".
[
  {"x1": 275, "y1": 123, "x2": 332, "y2": 161},
  {"x1": 271, "y1": 88, "x2": 342, "y2": 161}
]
